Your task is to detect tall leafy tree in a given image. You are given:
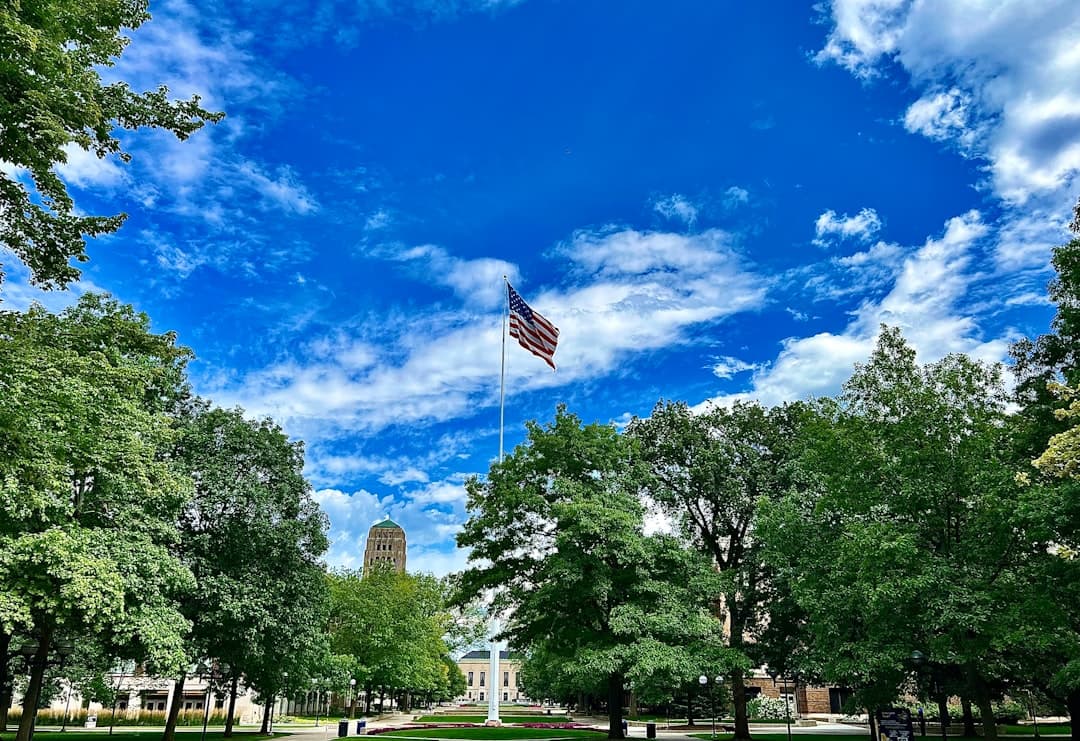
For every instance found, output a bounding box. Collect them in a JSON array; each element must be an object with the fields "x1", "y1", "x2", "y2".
[
  {"x1": 457, "y1": 407, "x2": 726, "y2": 740},
  {"x1": 1010, "y1": 200, "x2": 1080, "y2": 741},
  {"x1": 758, "y1": 327, "x2": 1041, "y2": 741},
  {"x1": 166, "y1": 404, "x2": 329, "y2": 741},
  {"x1": 0, "y1": 295, "x2": 194, "y2": 741},
  {"x1": 628, "y1": 400, "x2": 809, "y2": 741},
  {"x1": 0, "y1": 0, "x2": 223, "y2": 289}
]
